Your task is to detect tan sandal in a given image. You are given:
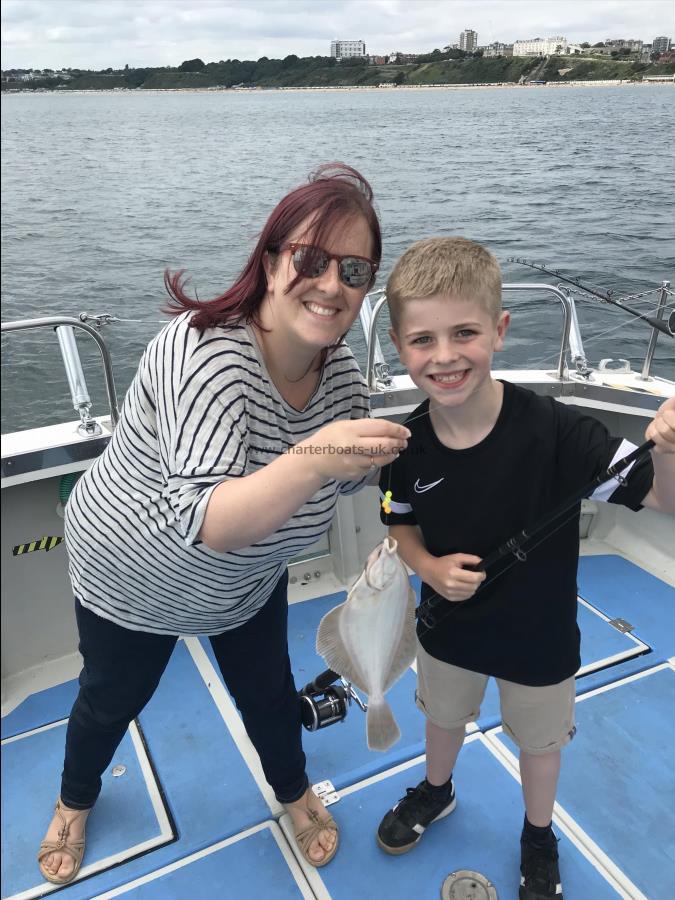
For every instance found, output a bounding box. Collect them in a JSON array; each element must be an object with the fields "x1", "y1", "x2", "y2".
[
  {"x1": 37, "y1": 799, "x2": 87, "y2": 885},
  {"x1": 293, "y1": 807, "x2": 339, "y2": 868}
]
